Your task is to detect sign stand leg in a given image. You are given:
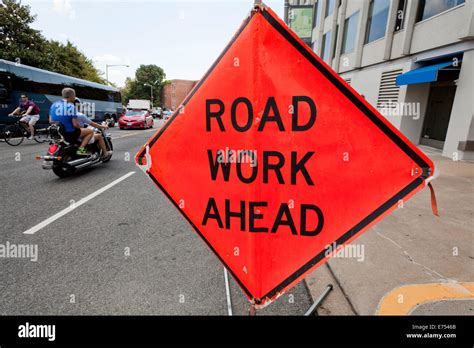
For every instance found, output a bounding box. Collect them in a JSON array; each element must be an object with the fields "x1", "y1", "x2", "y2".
[
  {"x1": 249, "y1": 302, "x2": 256, "y2": 316},
  {"x1": 304, "y1": 284, "x2": 333, "y2": 316}
]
